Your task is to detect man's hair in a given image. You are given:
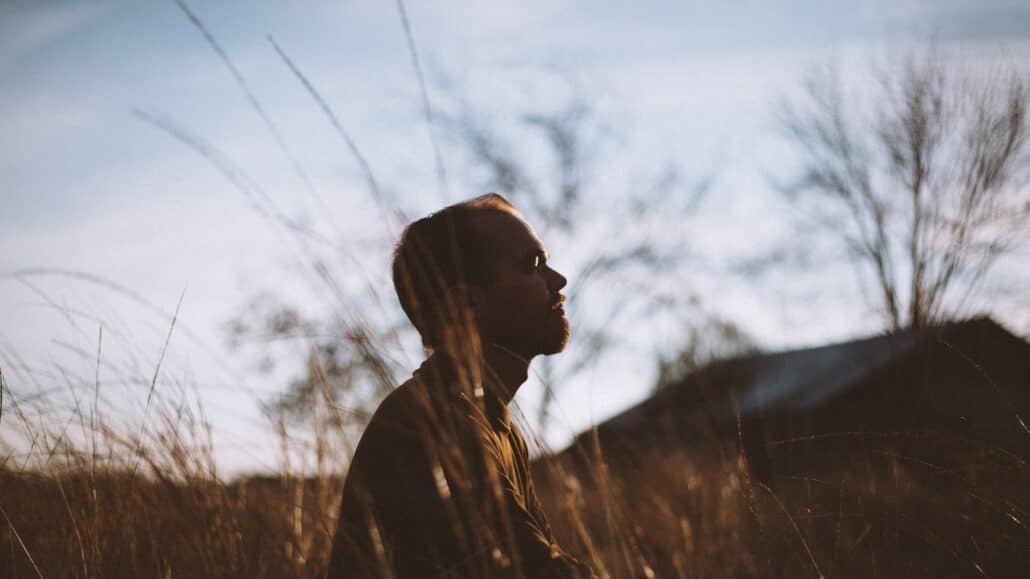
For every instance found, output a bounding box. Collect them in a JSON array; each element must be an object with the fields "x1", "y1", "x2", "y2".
[{"x1": 392, "y1": 193, "x2": 517, "y2": 349}]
